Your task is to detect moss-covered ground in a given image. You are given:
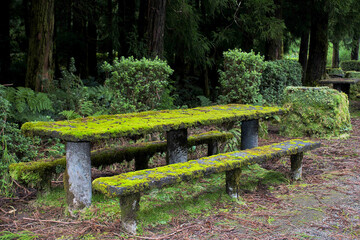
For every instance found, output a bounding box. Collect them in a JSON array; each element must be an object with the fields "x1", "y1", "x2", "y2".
[{"x1": 1, "y1": 101, "x2": 359, "y2": 239}]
